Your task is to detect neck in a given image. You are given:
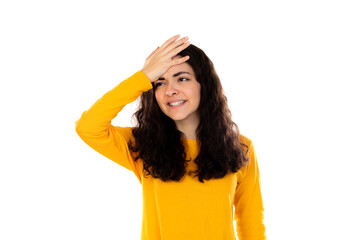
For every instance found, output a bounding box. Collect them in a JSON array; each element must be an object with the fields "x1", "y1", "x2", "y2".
[{"x1": 174, "y1": 115, "x2": 200, "y2": 140}]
